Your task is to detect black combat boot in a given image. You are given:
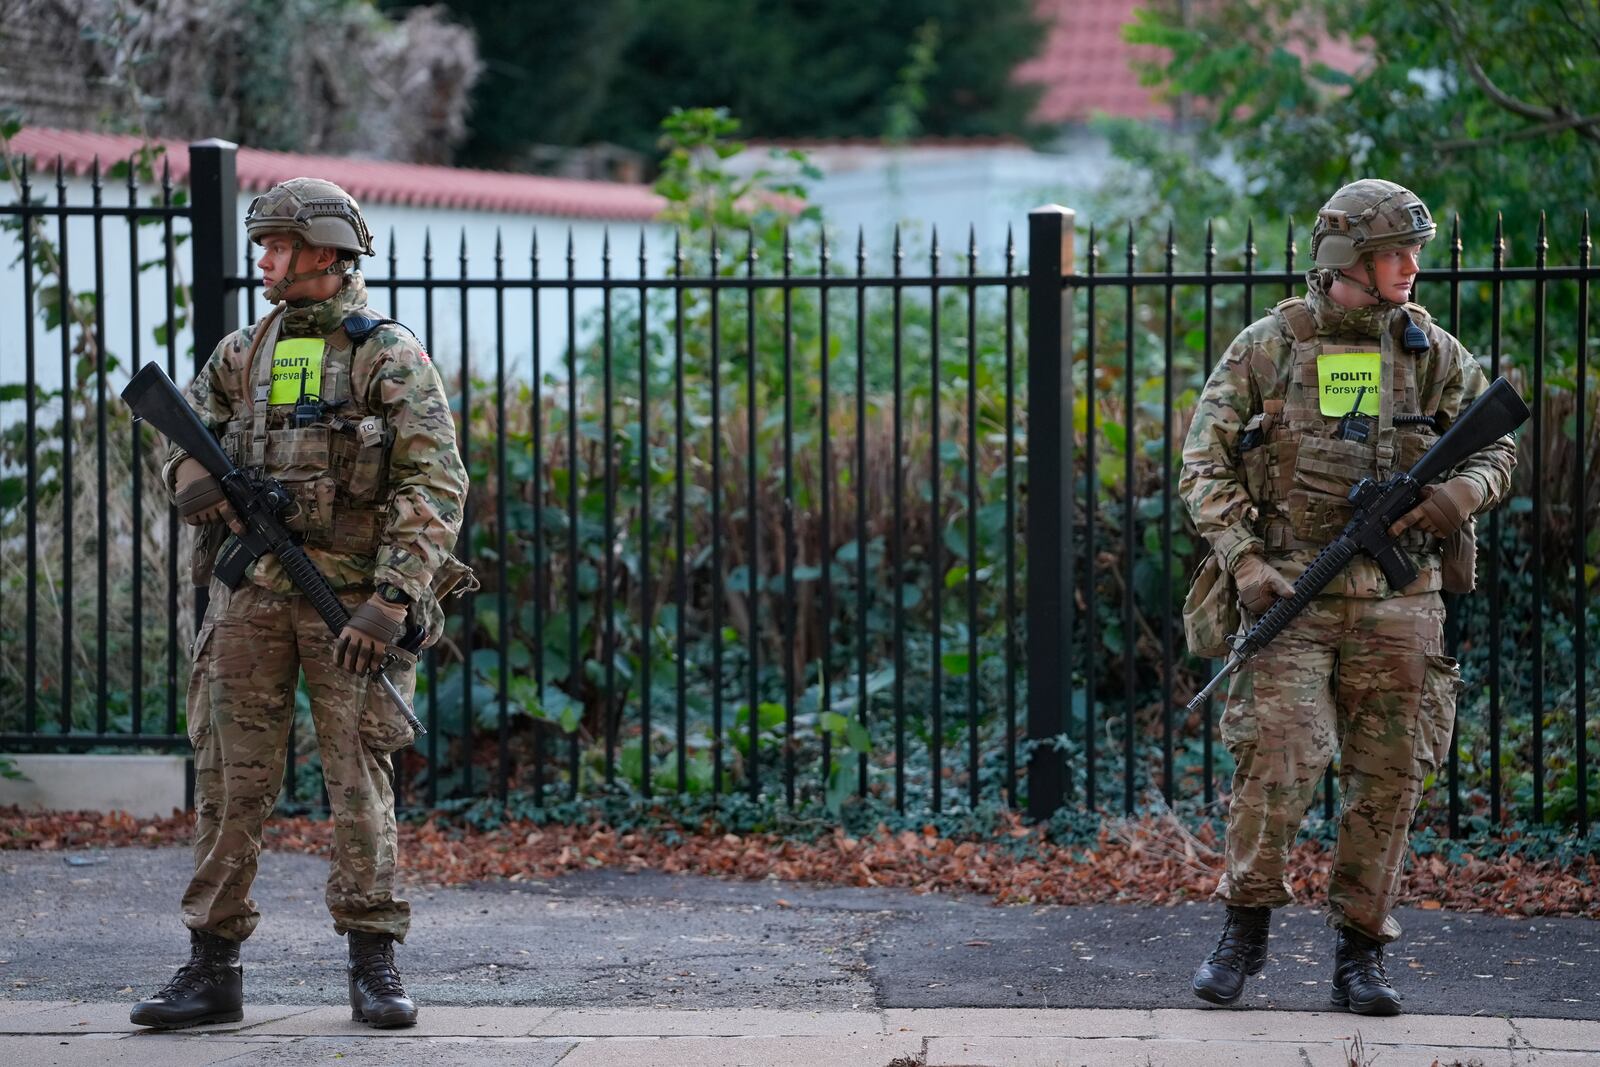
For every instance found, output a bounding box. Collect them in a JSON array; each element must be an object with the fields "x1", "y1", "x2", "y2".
[
  {"x1": 1331, "y1": 927, "x2": 1403, "y2": 1016},
  {"x1": 348, "y1": 931, "x2": 418, "y2": 1028},
  {"x1": 129, "y1": 928, "x2": 244, "y2": 1029},
  {"x1": 1191, "y1": 905, "x2": 1271, "y2": 1005}
]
